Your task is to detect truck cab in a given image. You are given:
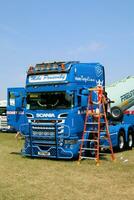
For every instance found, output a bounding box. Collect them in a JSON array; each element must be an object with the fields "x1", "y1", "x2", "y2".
[{"x1": 7, "y1": 61, "x2": 105, "y2": 159}]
